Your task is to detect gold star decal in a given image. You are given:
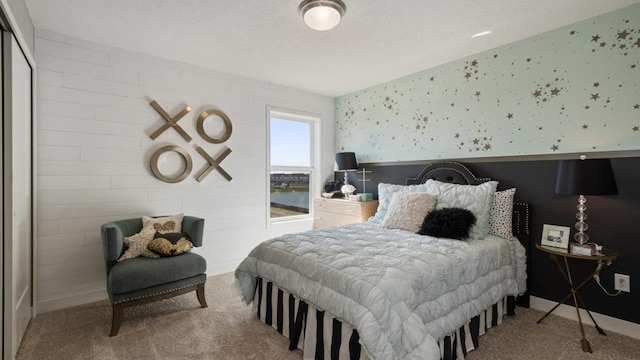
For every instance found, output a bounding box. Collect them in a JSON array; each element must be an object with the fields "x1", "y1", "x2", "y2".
[
  {"x1": 532, "y1": 90, "x2": 542, "y2": 97},
  {"x1": 465, "y1": 72, "x2": 471, "y2": 79},
  {"x1": 591, "y1": 34, "x2": 600, "y2": 42},
  {"x1": 633, "y1": 126, "x2": 639, "y2": 131},
  {"x1": 484, "y1": 144, "x2": 491, "y2": 150},
  {"x1": 634, "y1": 104, "x2": 640, "y2": 109},
  {"x1": 471, "y1": 60, "x2": 478, "y2": 67},
  {"x1": 551, "y1": 144, "x2": 559, "y2": 151},
  {"x1": 472, "y1": 138, "x2": 480, "y2": 145},
  {"x1": 475, "y1": 91, "x2": 481, "y2": 97},
  {"x1": 454, "y1": 133, "x2": 460, "y2": 138},
  {"x1": 617, "y1": 30, "x2": 630, "y2": 39},
  {"x1": 507, "y1": 113, "x2": 513, "y2": 119},
  {"x1": 550, "y1": 88, "x2": 560, "y2": 96},
  {"x1": 591, "y1": 93, "x2": 600, "y2": 101},
  {"x1": 582, "y1": 125, "x2": 588, "y2": 129},
  {"x1": 570, "y1": 30, "x2": 577, "y2": 35},
  {"x1": 593, "y1": 82, "x2": 600, "y2": 87},
  {"x1": 600, "y1": 42, "x2": 607, "y2": 47}
]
